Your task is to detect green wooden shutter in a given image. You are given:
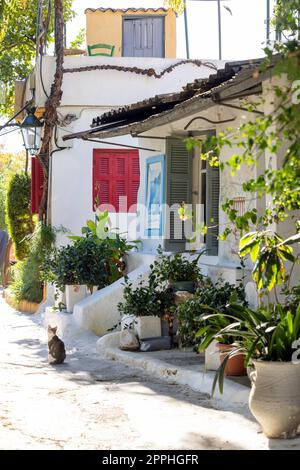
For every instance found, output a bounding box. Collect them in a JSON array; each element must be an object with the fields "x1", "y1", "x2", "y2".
[
  {"x1": 164, "y1": 139, "x2": 192, "y2": 252},
  {"x1": 206, "y1": 164, "x2": 220, "y2": 255}
]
